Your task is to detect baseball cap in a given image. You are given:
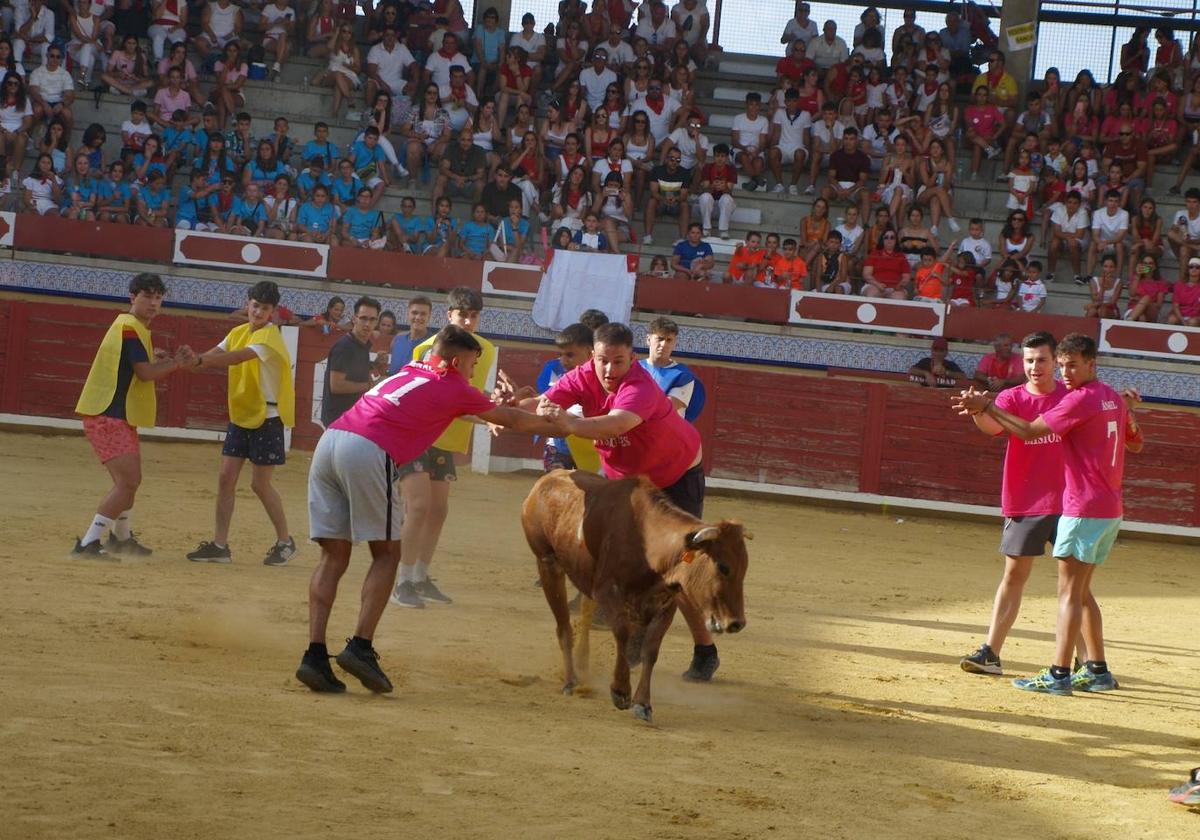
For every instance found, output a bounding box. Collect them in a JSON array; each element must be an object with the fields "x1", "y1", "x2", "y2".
[
  {"x1": 1189, "y1": 257, "x2": 1200, "y2": 268},
  {"x1": 931, "y1": 337, "x2": 949, "y2": 351}
]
